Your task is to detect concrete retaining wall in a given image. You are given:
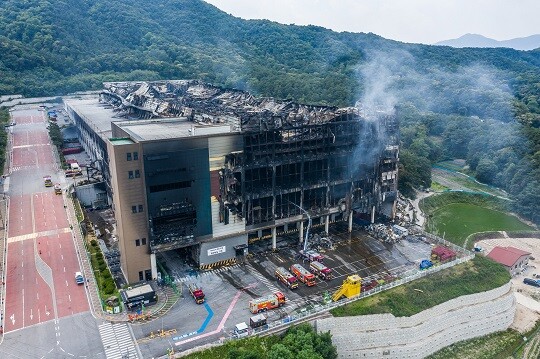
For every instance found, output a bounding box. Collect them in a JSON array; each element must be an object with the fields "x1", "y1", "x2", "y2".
[{"x1": 317, "y1": 282, "x2": 515, "y2": 358}]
